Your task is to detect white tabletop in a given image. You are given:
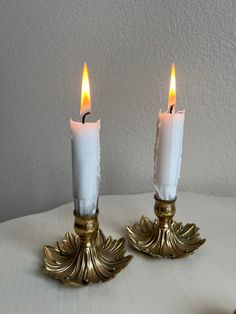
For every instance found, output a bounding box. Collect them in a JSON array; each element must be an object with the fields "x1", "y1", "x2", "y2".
[{"x1": 0, "y1": 192, "x2": 235, "y2": 314}]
